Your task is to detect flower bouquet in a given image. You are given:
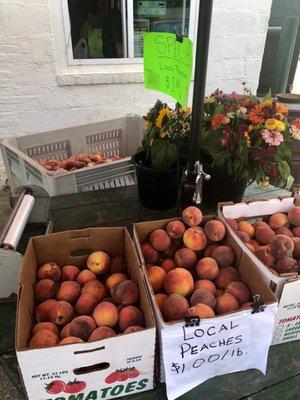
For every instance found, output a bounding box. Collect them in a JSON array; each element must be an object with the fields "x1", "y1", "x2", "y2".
[{"x1": 200, "y1": 89, "x2": 293, "y2": 189}]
